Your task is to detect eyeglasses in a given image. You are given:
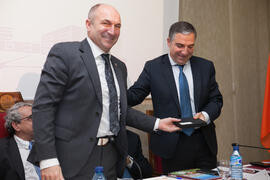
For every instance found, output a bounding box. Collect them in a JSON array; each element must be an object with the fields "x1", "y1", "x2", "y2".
[{"x1": 20, "y1": 114, "x2": 32, "y2": 121}]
